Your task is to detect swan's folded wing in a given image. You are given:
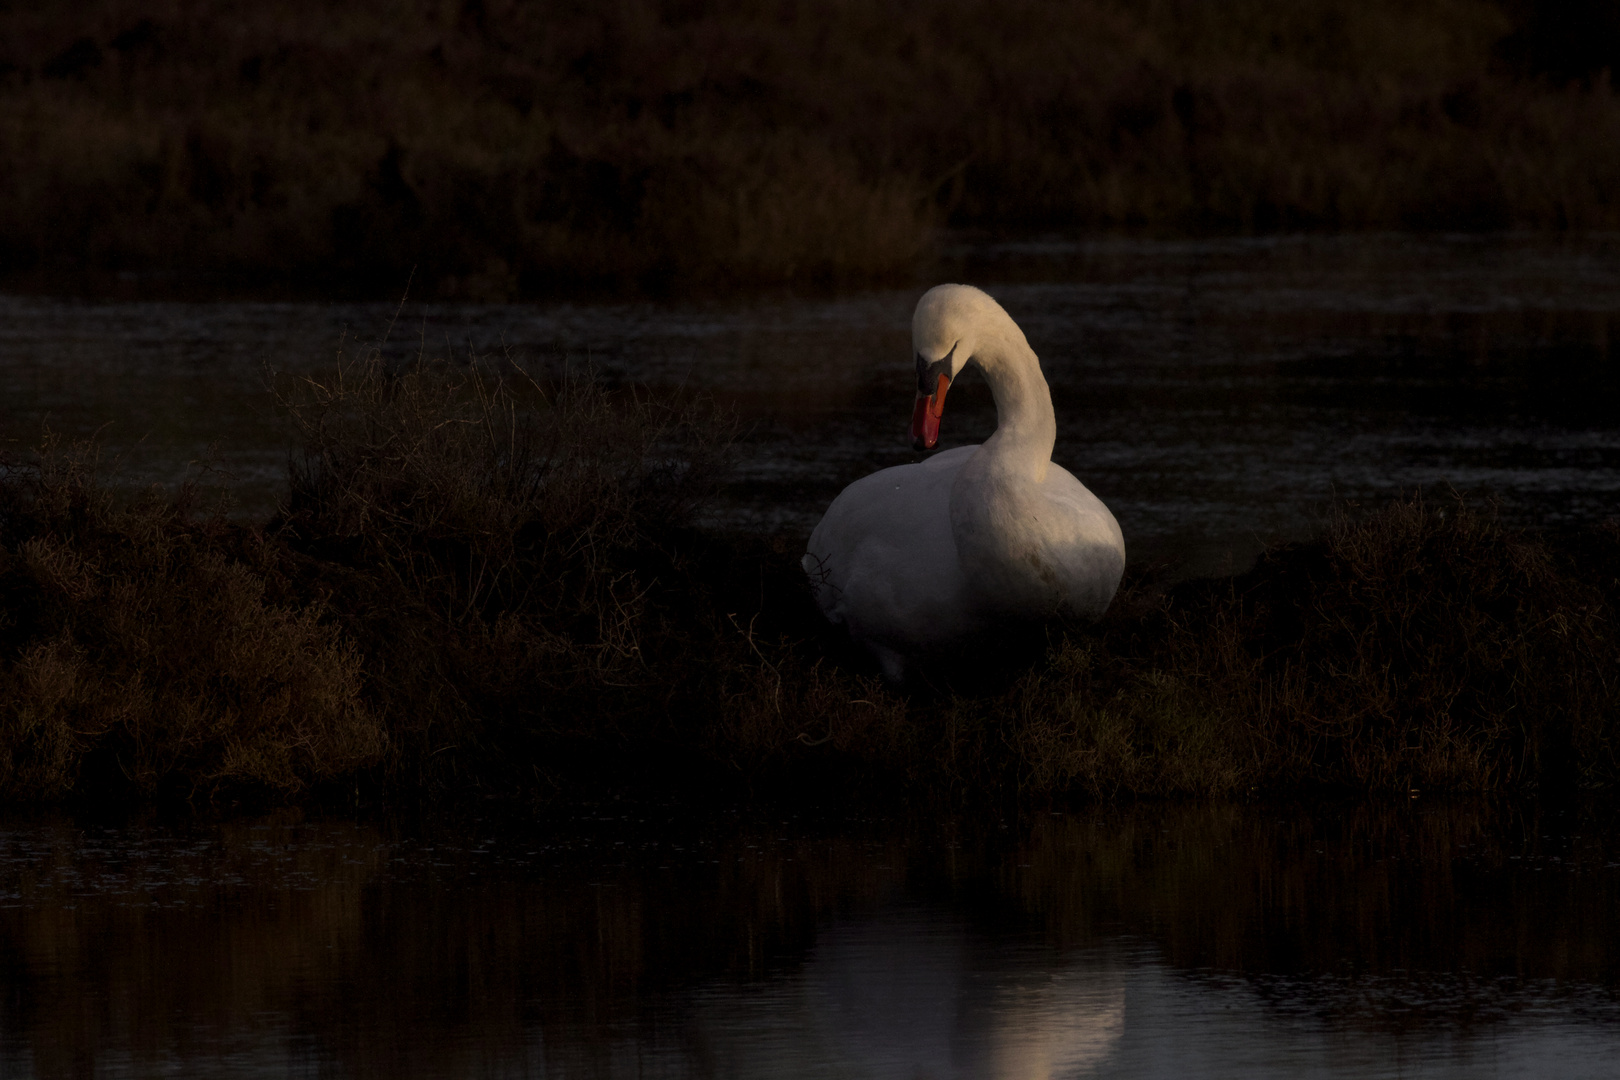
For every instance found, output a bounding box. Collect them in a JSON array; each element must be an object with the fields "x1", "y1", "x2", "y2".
[{"x1": 804, "y1": 451, "x2": 973, "y2": 650}]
